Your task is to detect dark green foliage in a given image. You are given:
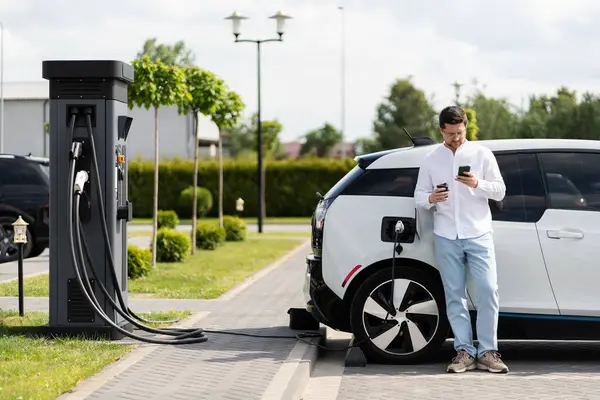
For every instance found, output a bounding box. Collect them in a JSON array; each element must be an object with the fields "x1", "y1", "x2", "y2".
[{"x1": 127, "y1": 158, "x2": 355, "y2": 218}]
